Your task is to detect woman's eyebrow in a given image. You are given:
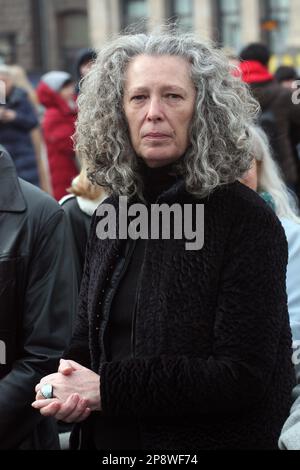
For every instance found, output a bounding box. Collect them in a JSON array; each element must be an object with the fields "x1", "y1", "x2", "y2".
[
  {"x1": 127, "y1": 87, "x2": 148, "y2": 95},
  {"x1": 127, "y1": 85, "x2": 187, "y2": 95}
]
